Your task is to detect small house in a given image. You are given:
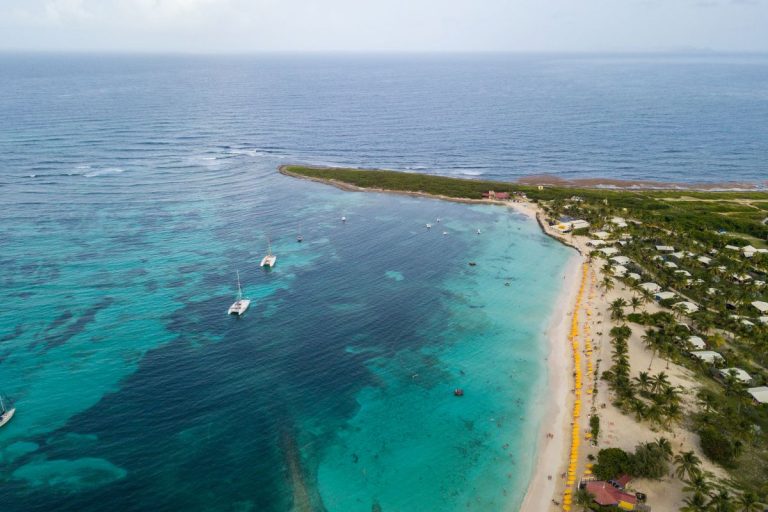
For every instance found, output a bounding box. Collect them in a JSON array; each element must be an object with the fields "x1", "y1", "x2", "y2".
[
  {"x1": 747, "y1": 386, "x2": 768, "y2": 405},
  {"x1": 639, "y1": 282, "x2": 661, "y2": 294},
  {"x1": 674, "y1": 301, "x2": 699, "y2": 314},
  {"x1": 719, "y1": 368, "x2": 752, "y2": 385},
  {"x1": 655, "y1": 291, "x2": 676, "y2": 301},
  {"x1": 691, "y1": 351, "x2": 725, "y2": 365},
  {"x1": 687, "y1": 336, "x2": 706, "y2": 350}
]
